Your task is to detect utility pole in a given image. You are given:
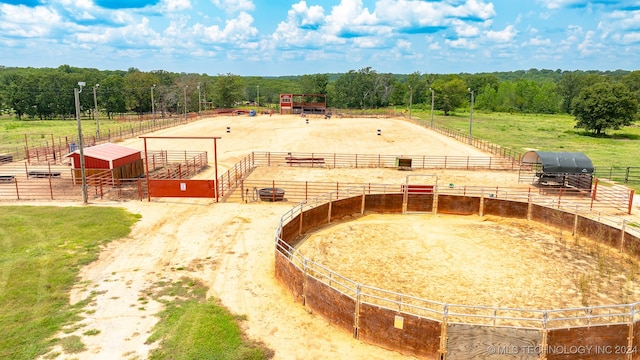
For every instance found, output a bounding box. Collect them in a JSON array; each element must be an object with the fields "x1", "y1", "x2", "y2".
[
  {"x1": 183, "y1": 85, "x2": 188, "y2": 119},
  {"x1": 93, "y1": 84, "x2": 100, "y2": 140},
  {"x1": 197, "y1": 83, "x2": 201, "y2": 115},
  {"x1": 430, "y1": 88, "x2": 435, "y2": 128},
  {"x1": 75, "y1": 82, "x2": 88, "y2": 204},
  {"x1": 468, "y1": 88, "x2": 474, "y2": 145},
  {"x1": 151, "y1": 84, "x2": 156, "y2": 124},
  {"x1": 408, "y1": 85, "x2": 412, "y2": 120}
]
